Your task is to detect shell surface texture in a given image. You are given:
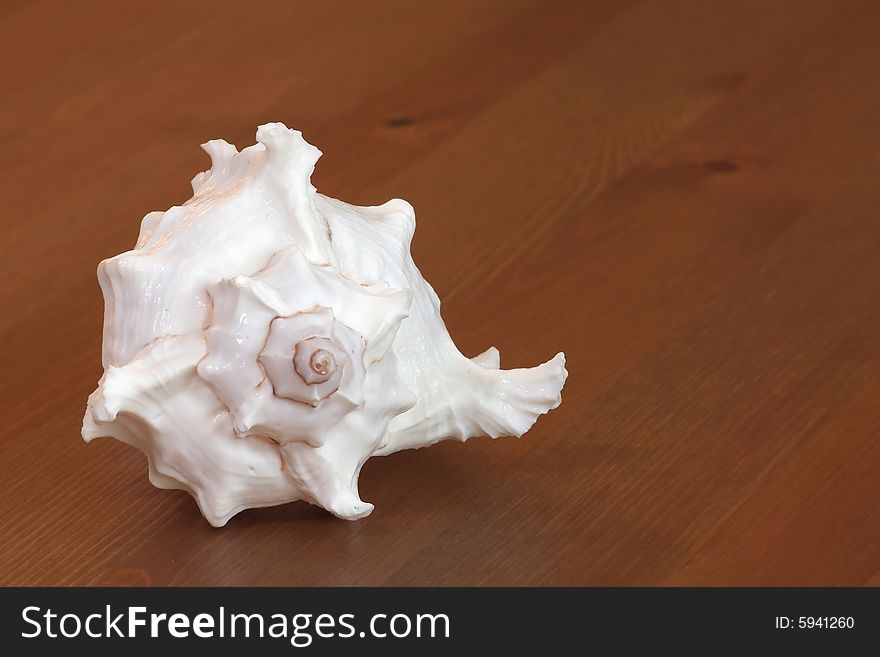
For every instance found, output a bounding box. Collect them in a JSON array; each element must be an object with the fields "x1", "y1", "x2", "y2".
[{"x1": 82, "y1": 123, "x2": 568, "y2": 526}]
